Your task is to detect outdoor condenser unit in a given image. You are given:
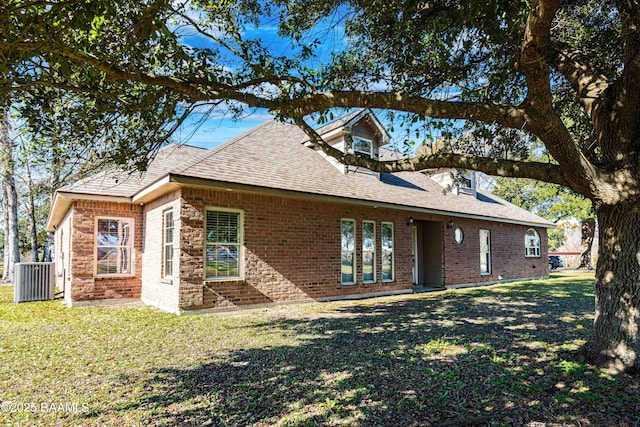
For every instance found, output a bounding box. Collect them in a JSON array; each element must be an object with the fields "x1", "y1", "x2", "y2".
[{"x1": 13, "y1": 262, "x2": 56, "y2": 303}]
